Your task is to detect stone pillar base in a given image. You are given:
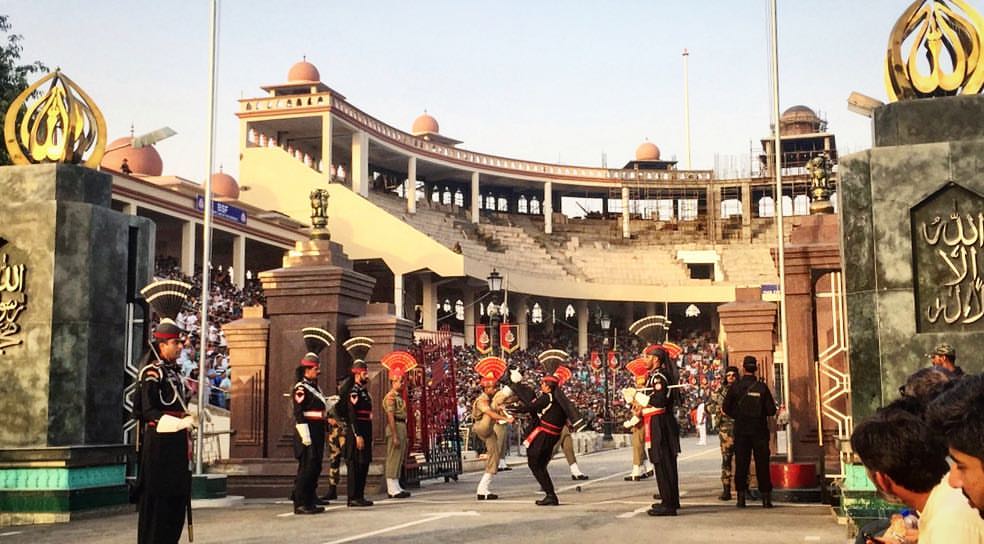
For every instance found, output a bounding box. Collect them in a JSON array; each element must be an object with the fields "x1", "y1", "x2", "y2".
[{"x1": 0, "y1": 445, "x2": 130, "y2": 527}]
